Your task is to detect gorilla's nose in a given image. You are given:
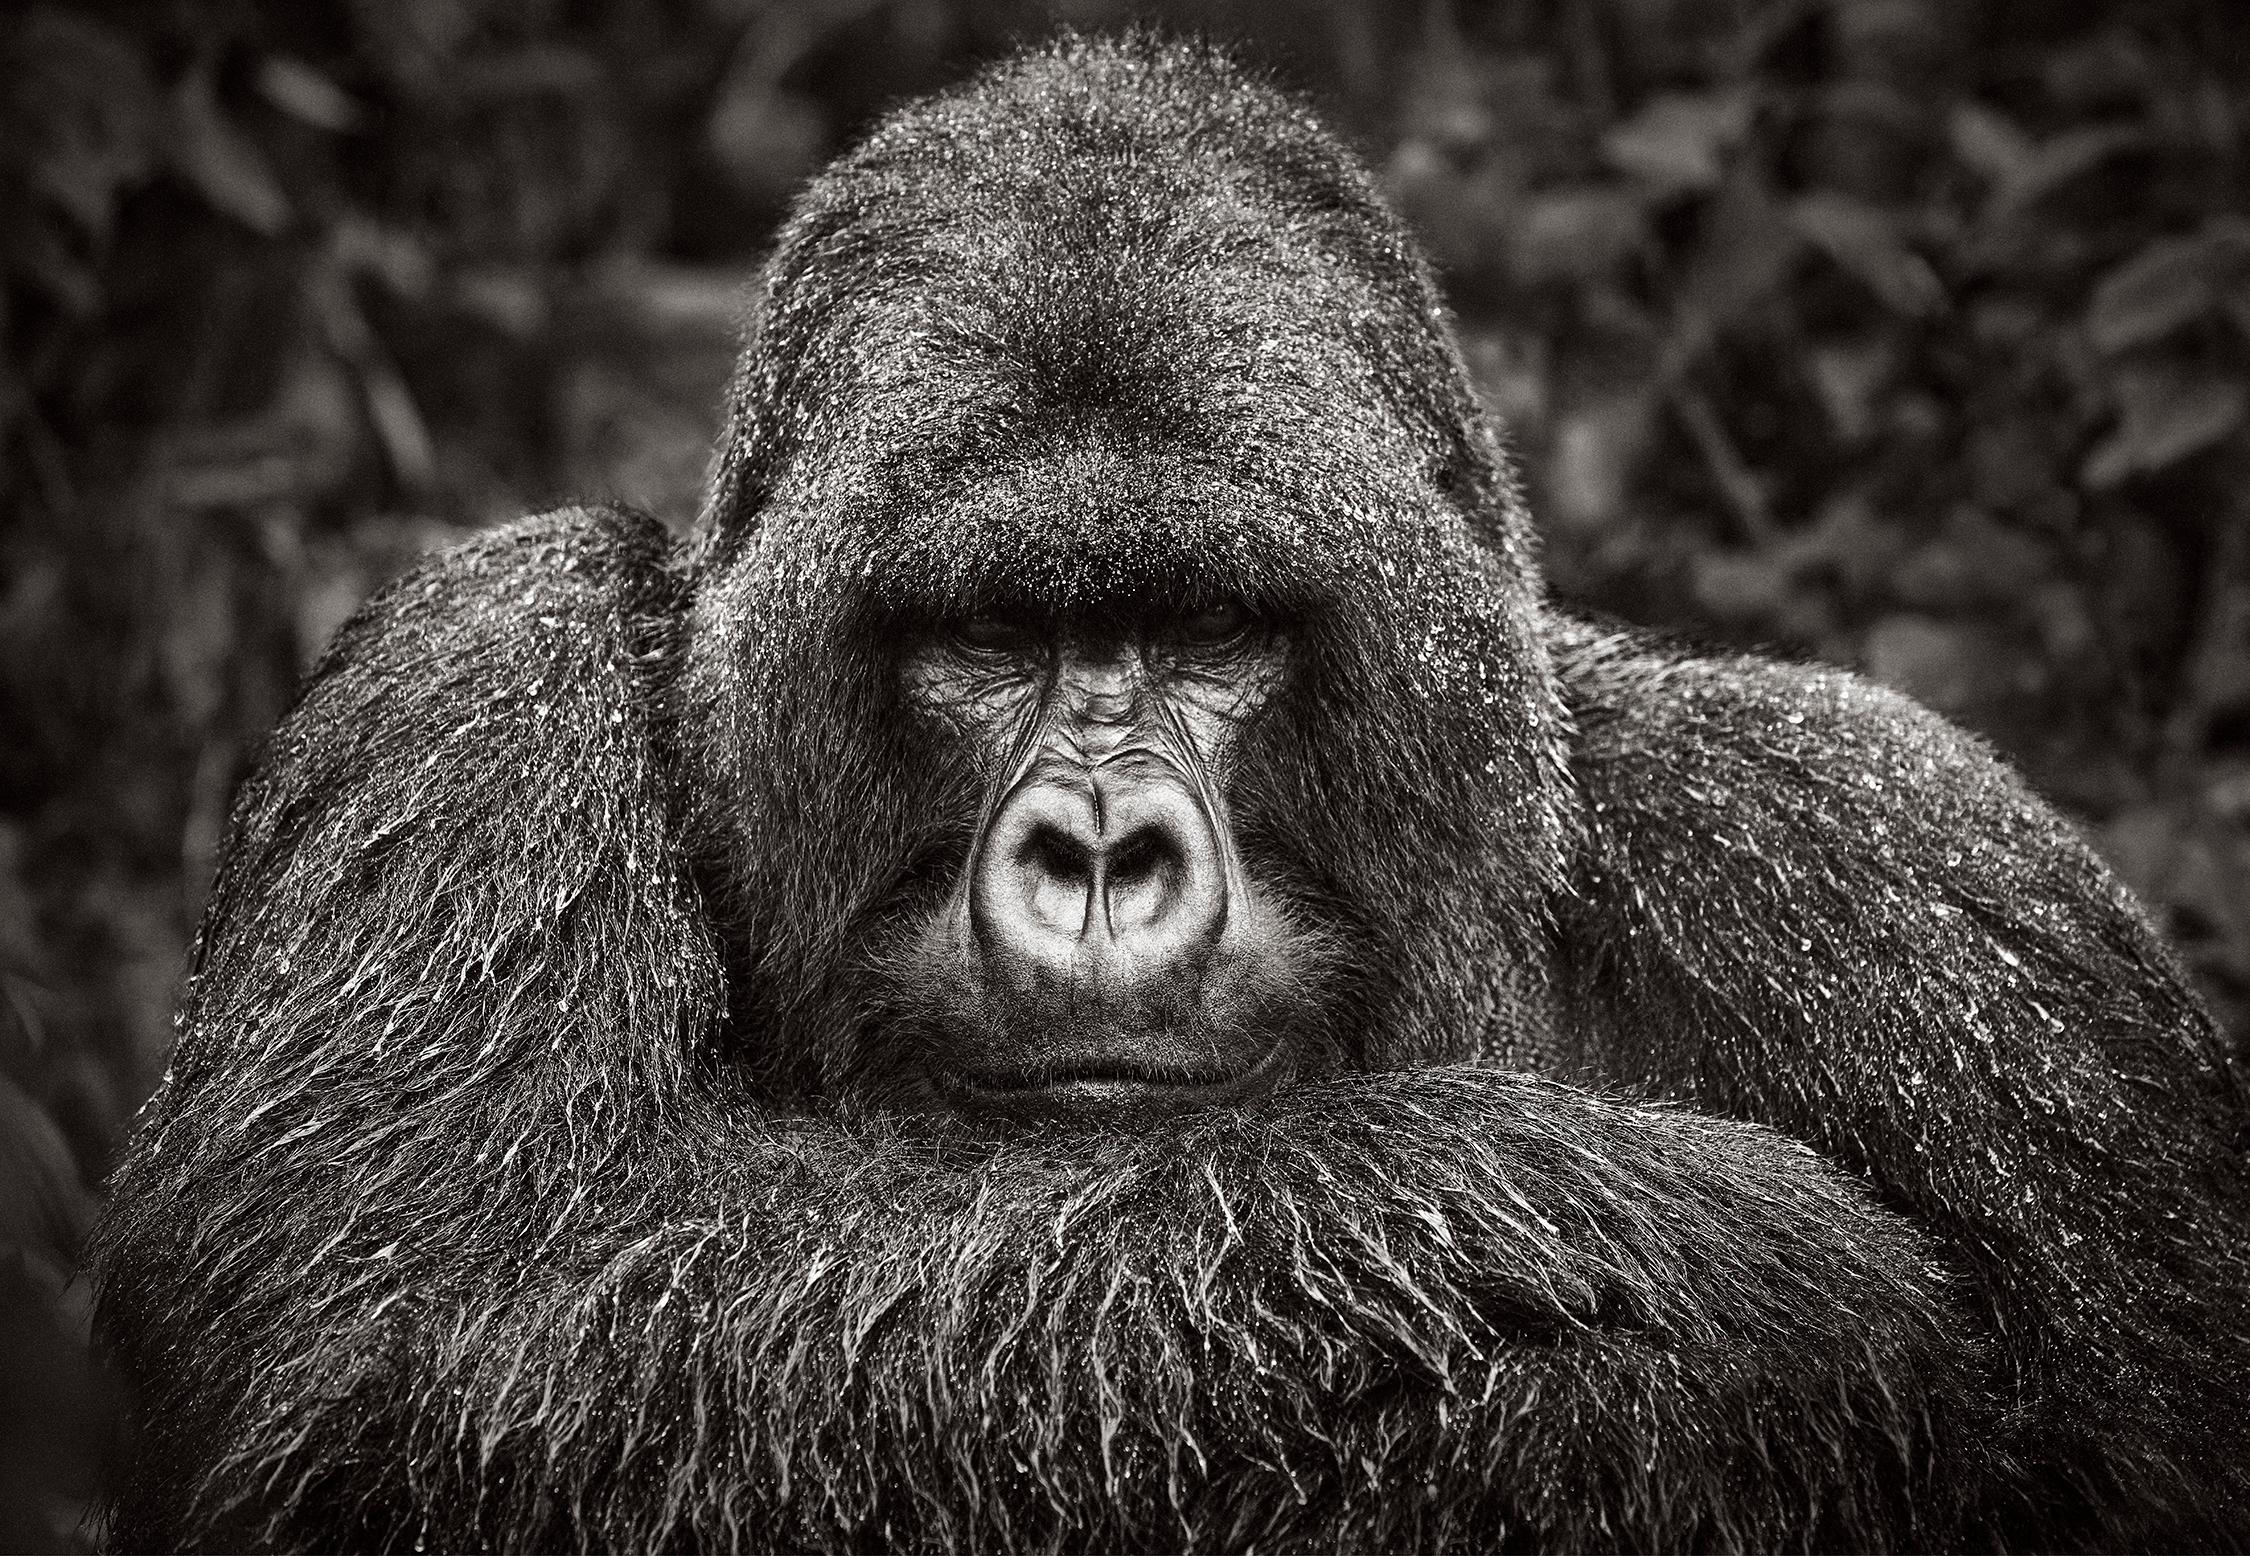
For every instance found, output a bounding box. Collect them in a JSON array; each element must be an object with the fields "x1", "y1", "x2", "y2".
[{"x1": 972, "y1": 770, "x2": 1225, "y2": 988}]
